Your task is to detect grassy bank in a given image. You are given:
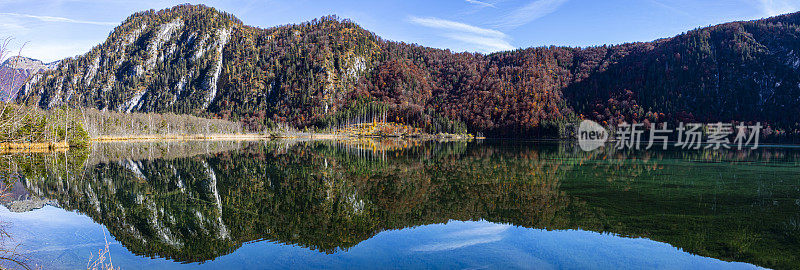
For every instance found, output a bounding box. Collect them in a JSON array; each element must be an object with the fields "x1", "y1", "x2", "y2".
[
  {"x1": 0, "y1": 104, "x2": 89, "y2": 150},
  {"x1": 1, "y1": 104, "x2": 248, "y2": 150},
  {"x1": 1, "y1": 103, "x2": 472, "y2": 151}
]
